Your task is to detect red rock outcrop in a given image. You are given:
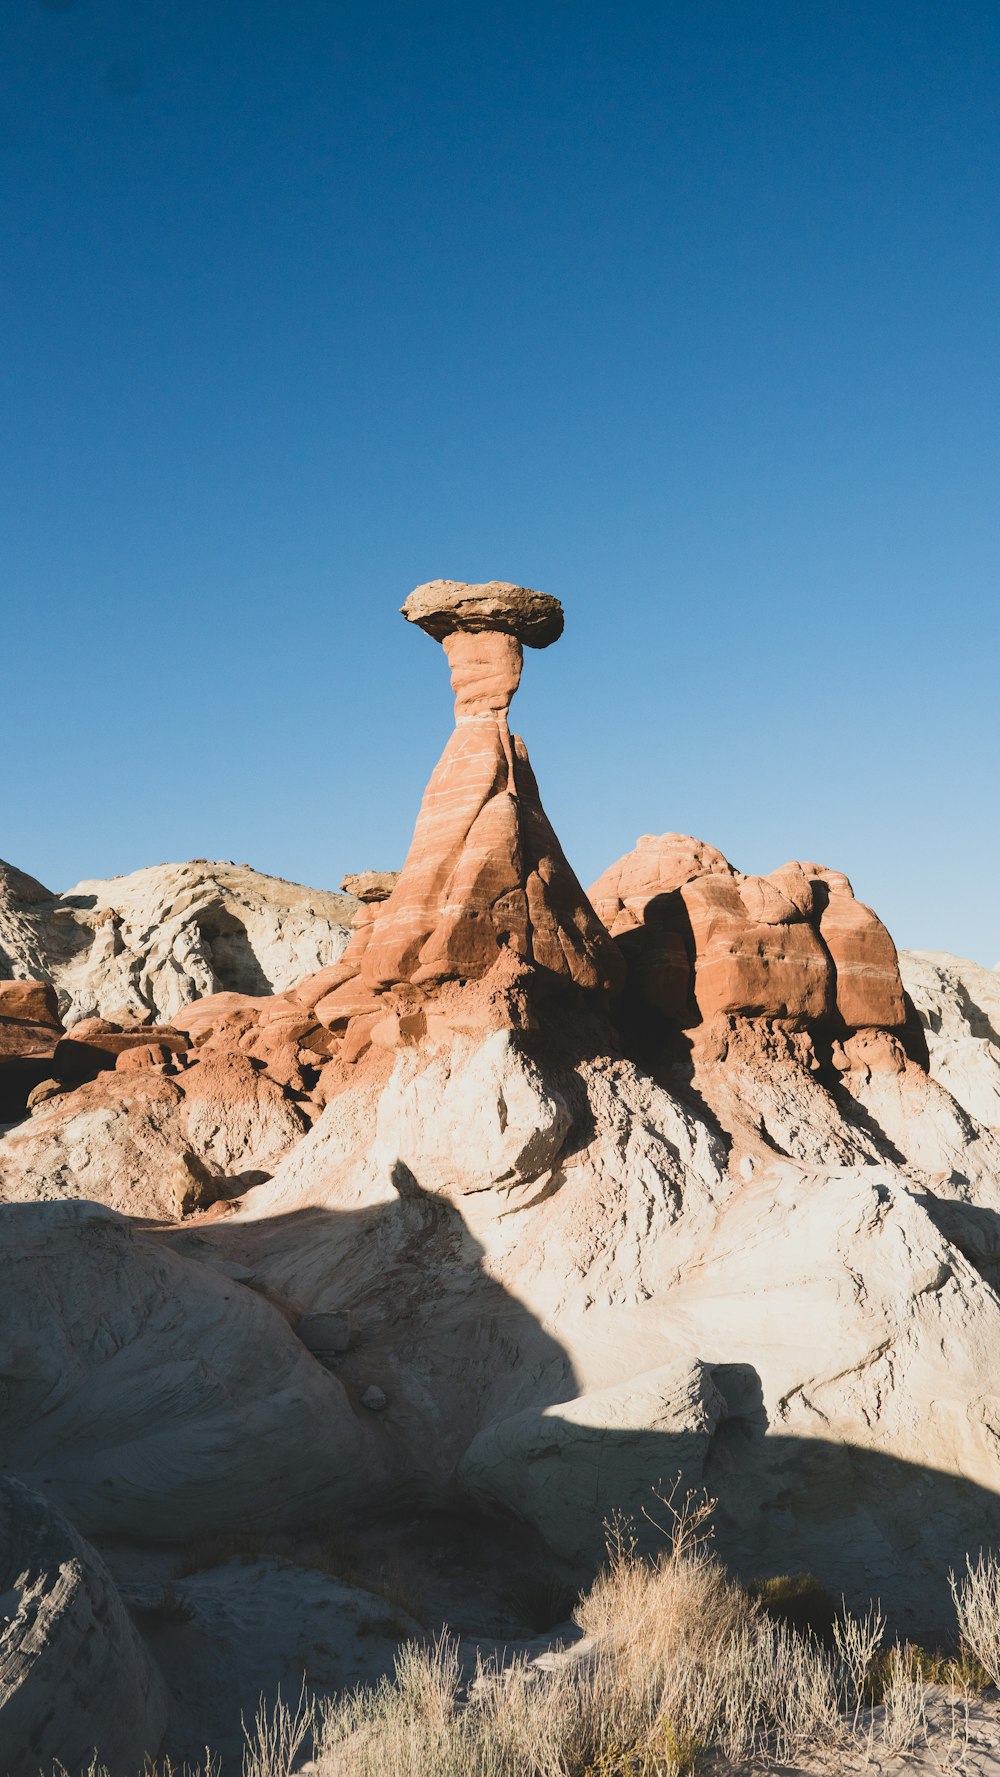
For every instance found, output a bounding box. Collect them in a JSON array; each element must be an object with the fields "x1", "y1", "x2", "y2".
[
  {"x1": 0, "y1": 980, "x2": 62, "y2": 1060},
  {"x1": 590, "y1": 833, "x2": 907, "y2": 1034},
  {"x1": 0, "y1": 980, "x2": 64, "y2": 1119},
  {"x1": 309, "y1": 581, "x2": 623, "y2": 1059},
  {"x1": 55, "y1": 1016, "x2": 189, "y2": 1083}
]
